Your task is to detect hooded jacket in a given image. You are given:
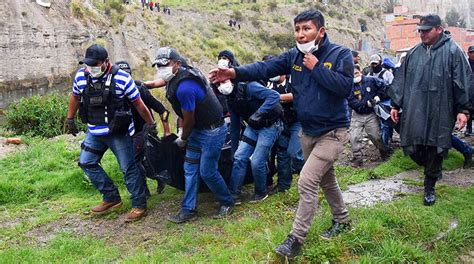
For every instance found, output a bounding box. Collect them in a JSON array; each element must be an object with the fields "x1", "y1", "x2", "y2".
[
  {"x1": 388, "y1": 31, "x2": 471, "y2": 154},
  {"x1": 234, "y1": 34, "x2": 354, "y2": 137}
]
